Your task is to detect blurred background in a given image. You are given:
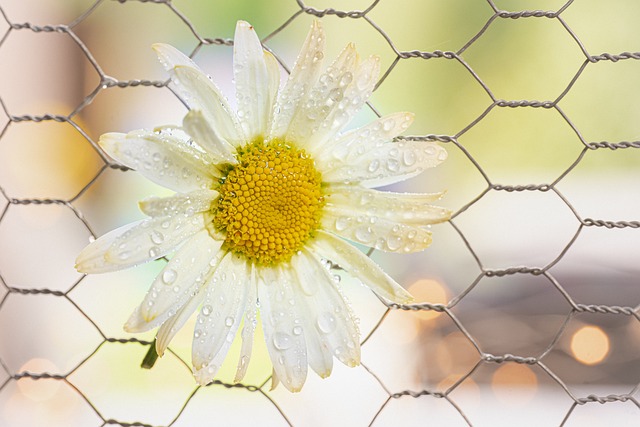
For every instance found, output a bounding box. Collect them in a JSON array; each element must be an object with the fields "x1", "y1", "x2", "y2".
[{"x1": 0, "y1": 0, "x2": 639, "y2": 426}]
